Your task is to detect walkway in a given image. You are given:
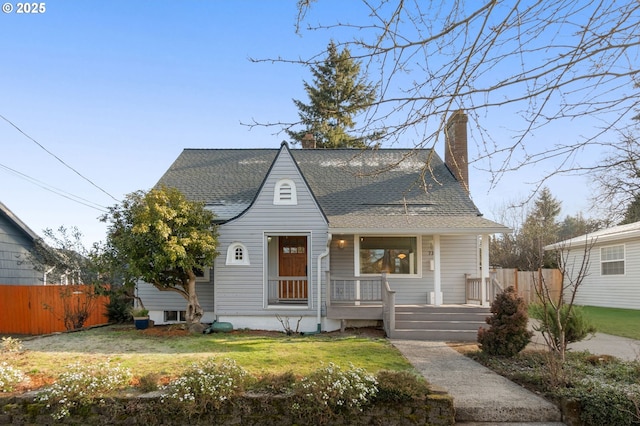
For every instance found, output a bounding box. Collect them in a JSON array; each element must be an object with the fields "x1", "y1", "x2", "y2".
[{"x1": 392, "y1": 340, "x2": 564, "y2": 425}]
